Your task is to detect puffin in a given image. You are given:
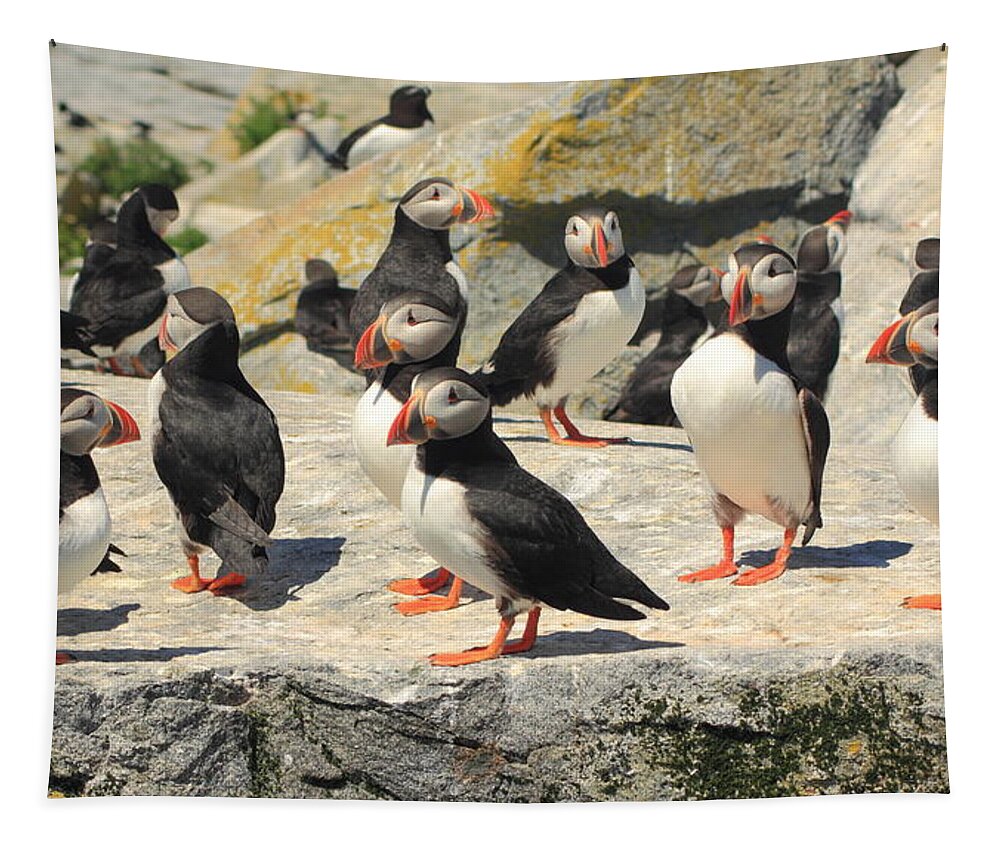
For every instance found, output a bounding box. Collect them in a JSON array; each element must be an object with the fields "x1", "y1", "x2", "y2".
[
  {"x1": 328, "y1": 86, "x2": 434, "y2": 170},
  {"x1": 294, "y1": 259, "x2": 356, "y2": 359},
  {"x1": 899, "y1": 238, "x2": 940, "y2": 392},
  {"x1": 58, "y1": 101, "x2": 93, "y2": 128},
  {"x1": 476, "y1": 210, "x2": 646, "y2": 447},
  {"x1": 151, "y1": 288, "x2": 285, "y2": 595},
  {"x1": 60, "y1": 310, "x2": 97, "y2": 356},
  {"x1": 351, "y1": 178, "x2": 494, "y2": 610},
  {"x1": 391, "y1": 367, "x2": 670, "y2": 666},
  {"x1": 786, "y1": 210, "x2": 852, "y2": 400},
  {"x1": 67, "y1": 184, "x2": 191, "y2": 377},
  {"x1": 604, "y1": 265, "x2": 723, "y2": 426},
  {"x1": 671, "y1": 241, "x2": 830, "y2": 586},
  {"x1": 866, "y1": 299, "x2": 939, "y2": 609}
]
